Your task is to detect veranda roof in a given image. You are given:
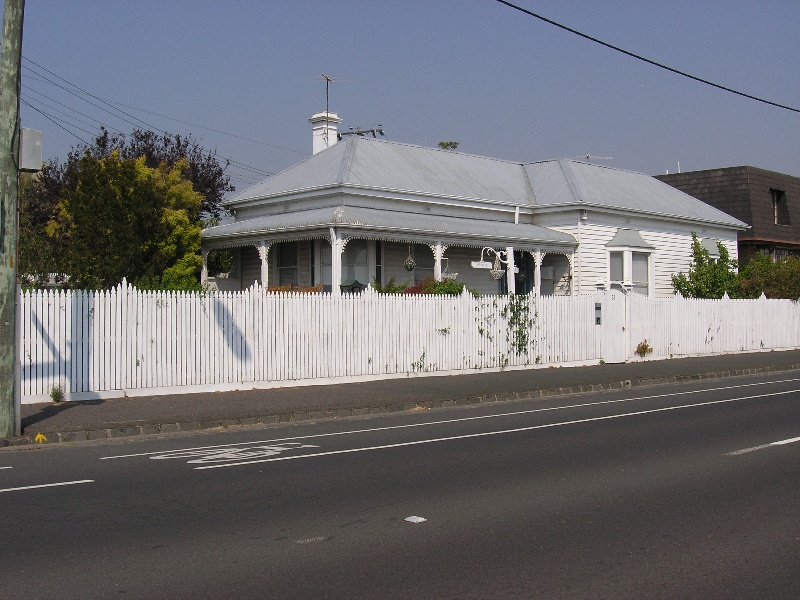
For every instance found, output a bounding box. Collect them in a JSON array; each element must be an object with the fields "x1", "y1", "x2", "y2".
[{"x1": 203, "y1": 205, "x2": 575, "y2": 250}]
